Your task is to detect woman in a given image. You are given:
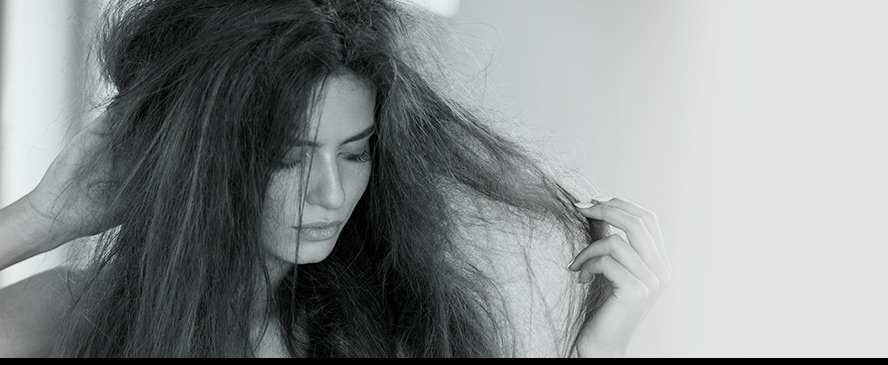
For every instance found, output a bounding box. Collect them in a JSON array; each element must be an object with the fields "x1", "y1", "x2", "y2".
[{"x1": 0, "y1": 0, "x2": 670, "y2": 357}]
